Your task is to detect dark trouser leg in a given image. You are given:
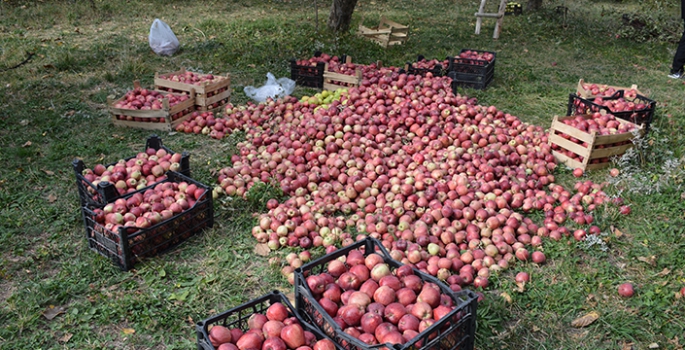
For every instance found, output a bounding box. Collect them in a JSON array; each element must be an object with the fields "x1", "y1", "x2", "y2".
[{"x1": 672, "y1": 20, "x2": 685, "y2": 74}]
